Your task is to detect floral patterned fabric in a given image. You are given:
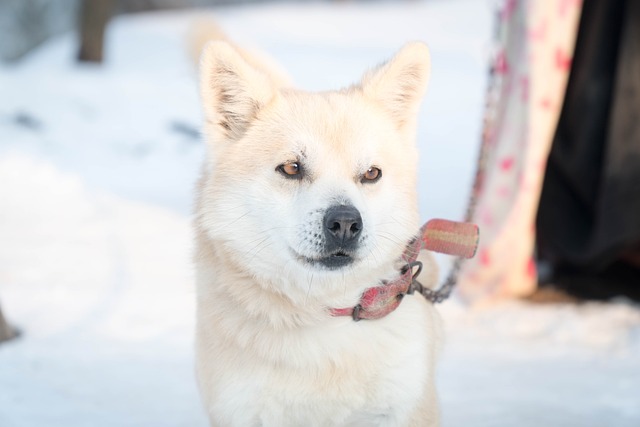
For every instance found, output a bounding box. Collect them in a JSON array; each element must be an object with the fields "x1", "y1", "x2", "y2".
[{"x1": 457, "y1": 0, "x2": 583, "y2": 303}]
